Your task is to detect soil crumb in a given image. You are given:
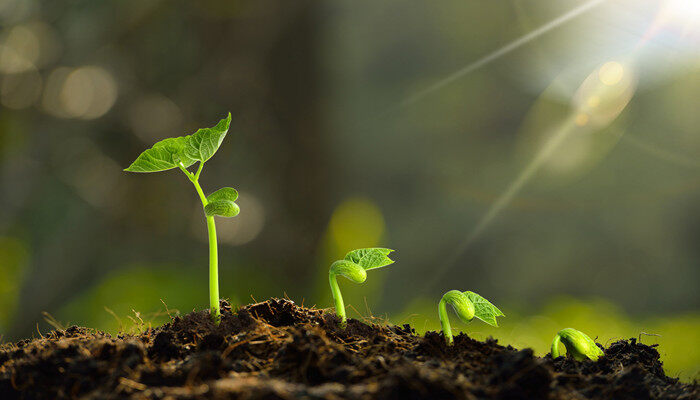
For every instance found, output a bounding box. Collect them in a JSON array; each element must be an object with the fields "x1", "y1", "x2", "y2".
[{"x1": 1, "y1": 298, "x2": 697, "y2": 399}]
